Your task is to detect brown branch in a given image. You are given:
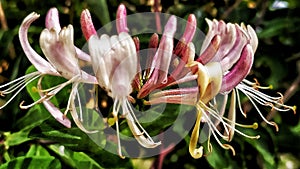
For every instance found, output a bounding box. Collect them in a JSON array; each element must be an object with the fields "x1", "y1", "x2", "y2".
[{"x1": 220, "y1": 0, "x2": 243, "y2": 20}]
